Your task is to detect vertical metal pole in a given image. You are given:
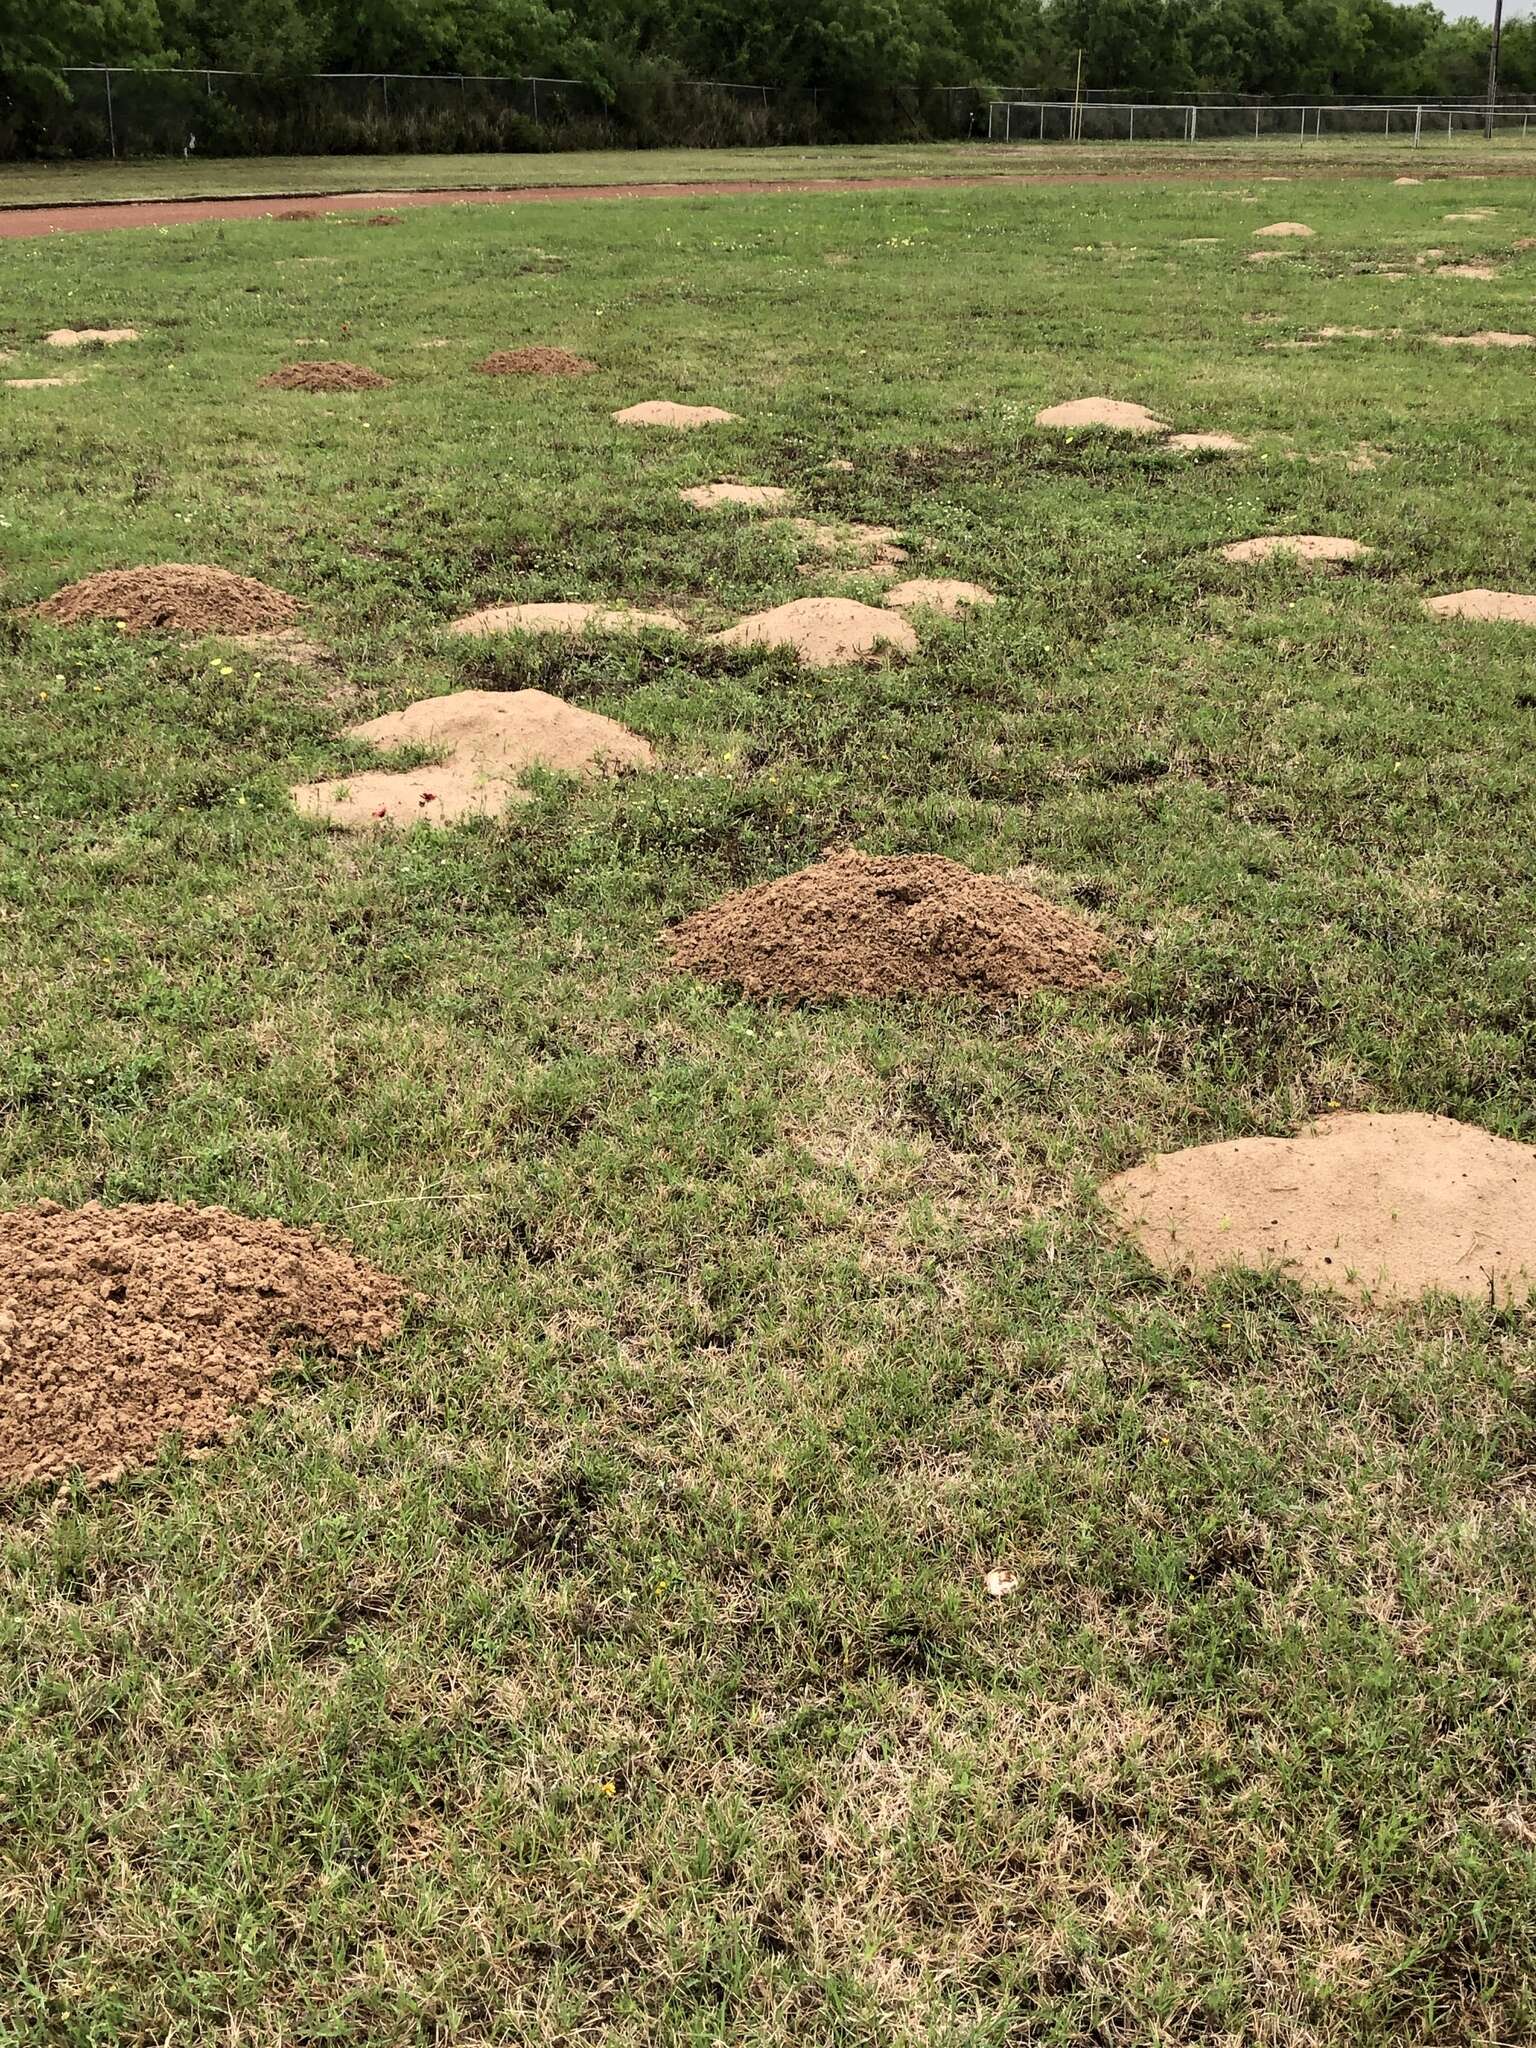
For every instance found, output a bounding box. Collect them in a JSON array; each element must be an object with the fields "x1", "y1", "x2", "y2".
[
  {"x1": 1300, "y1": 104, "x2": 1306, "y2": 147},
  {"x1": 1072, "y1": 49, "x2": 1083, "y2": 142},
  {"x1": 1414, "y1": 105, "x2": 1422, "y2": 149},
  {"x1": 1129, "y1": 104, "x2": 1134, "y2": 142},
  {"x1": 104, "y1": 67, "x2": 117, "y2": 158},
  {"x1": 381, "y1": 73, "x2": 389, "y2": 117},
  {"x1": 532, "y1": 76, "x2": 539, "y2": 123},
  {"x1": 1039, "y1": 101, "x2": 1045, "y2": 141},
  {"x1": 1191, "y1": 105, "x2": 1198, "y2": 142},
  {"x1": 1487, "y1": 0, "x2": 1505, "y2": 140},
  {"x1": 1449, "y1": 108, "x2": 1454, "y2": 138},
  {"x1": 1255, "y1": 106, "x2": 1261, "y2": 139}
]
